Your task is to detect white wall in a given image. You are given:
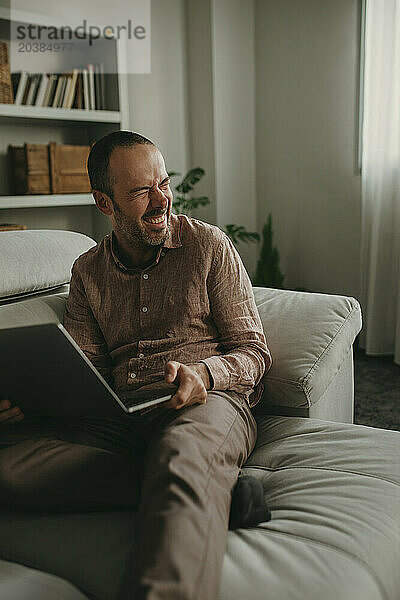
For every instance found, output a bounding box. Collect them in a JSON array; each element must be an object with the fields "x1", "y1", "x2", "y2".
[
  {"x1": 185, "y1": 0, "x2": 216, "y2": 226},
  {"x1": 211, "y1": 0, "x2": 258, "y2": 275},
  {"x1": 126, "y1": 0, "x2": 189, "y2": 179},
  {"x1": 255, "y1": 0, "x2": 362, "y2": 297}
]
